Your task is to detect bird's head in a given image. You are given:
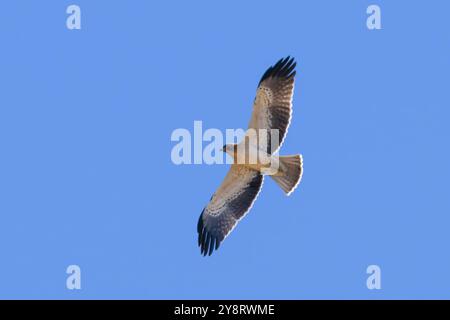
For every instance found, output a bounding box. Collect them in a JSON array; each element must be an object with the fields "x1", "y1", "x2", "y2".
[{"x1": 222, "y1": 144, "x2": 237, "y2": 156}]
